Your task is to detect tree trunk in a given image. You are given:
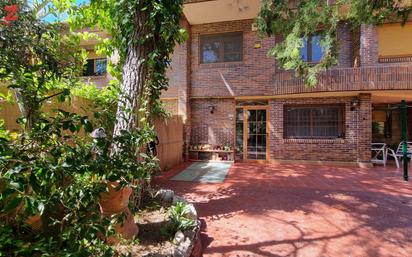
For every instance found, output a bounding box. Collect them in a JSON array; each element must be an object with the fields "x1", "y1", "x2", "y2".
[
  {"x1": 13, "y1": 88, "x2": 38, "y2": 131},
  {"x1": 112, "y1": 4, "x2": 154, "y2": 142},
  {"x1": 108, "y1": 2, "x2": 155, "y2": 241}
]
